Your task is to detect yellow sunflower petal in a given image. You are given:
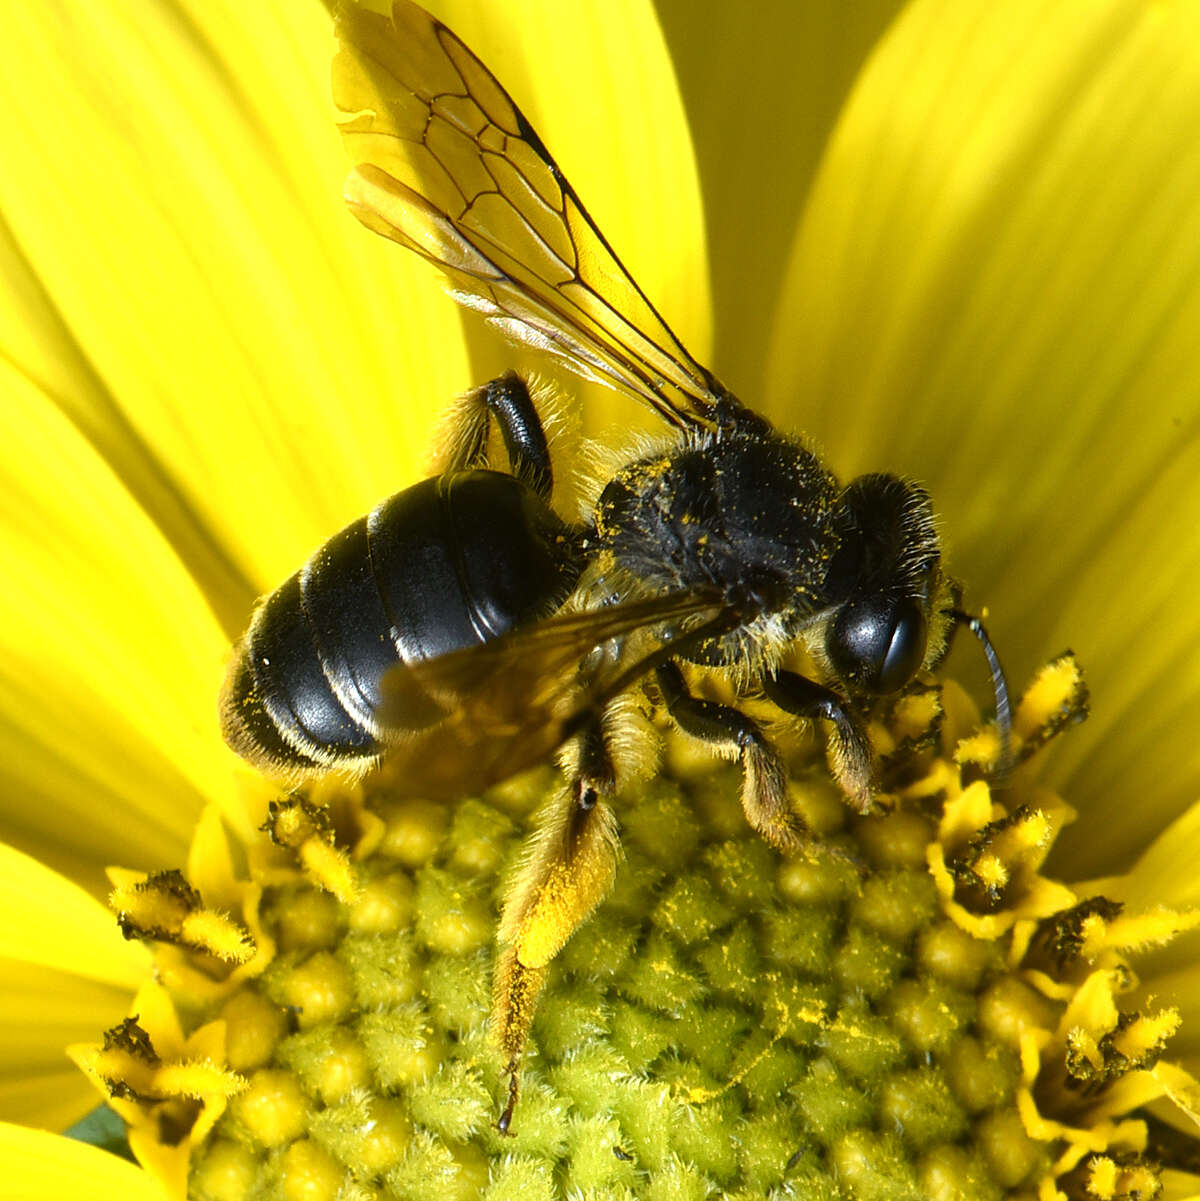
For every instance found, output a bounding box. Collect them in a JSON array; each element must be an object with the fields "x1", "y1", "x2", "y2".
[
  {"x1": 1161, "y1": 1168, "x2": 1200, "y2": 1201},
  {"x1": 1103, "y1": 801, "x2": 1200, "y2": 1066},
  {"x1": 0, "y1": 846, "x2": 148, "y2": 1127},
  {"x1": 655, "y1": 0, "x2": 905, "y2": 395},
  {"x1": 0, "y1": 370, "x2": 250, "y2": 894},
  {"x1": 766, "y1": 0, "x2": 1200, "y2": 874},
  {"x1": 1113, "y1": 801, "x2": 1200, "y2": 917},
  {"x1": 0, "y1": 3, "x2": 472, "y2": 610},
  {"x1": 1, "y1": 966, "x2": 132, "y2": 1131},
  {"x1": 0, "y1": 845, "x2": 147, "y2": 986},
  {"x1": 0, "y1": 202, "x2": 255, "y2": 637},
  {"x1": 0, "y1": 1121, "x2": 169, "y2": 1201}
]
